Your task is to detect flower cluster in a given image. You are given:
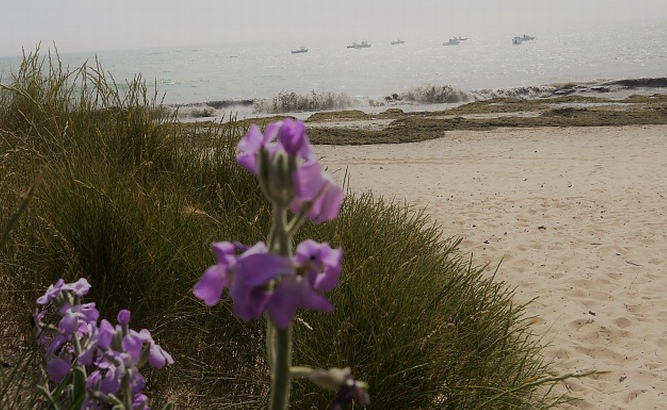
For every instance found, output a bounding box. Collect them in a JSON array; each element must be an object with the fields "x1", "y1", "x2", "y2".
[
  {"x1": 194, "y1": 239, "x2": 342, "y2": 329},
  {"x1": 194, "y1": 118, "x2": 344, "y2": 328},
  {"x1": 34, "y1": 278, "x2": 173, "y2": 409},
  {"x1": 237, "y1": 118, "x2": 343, "y2": 223}
]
